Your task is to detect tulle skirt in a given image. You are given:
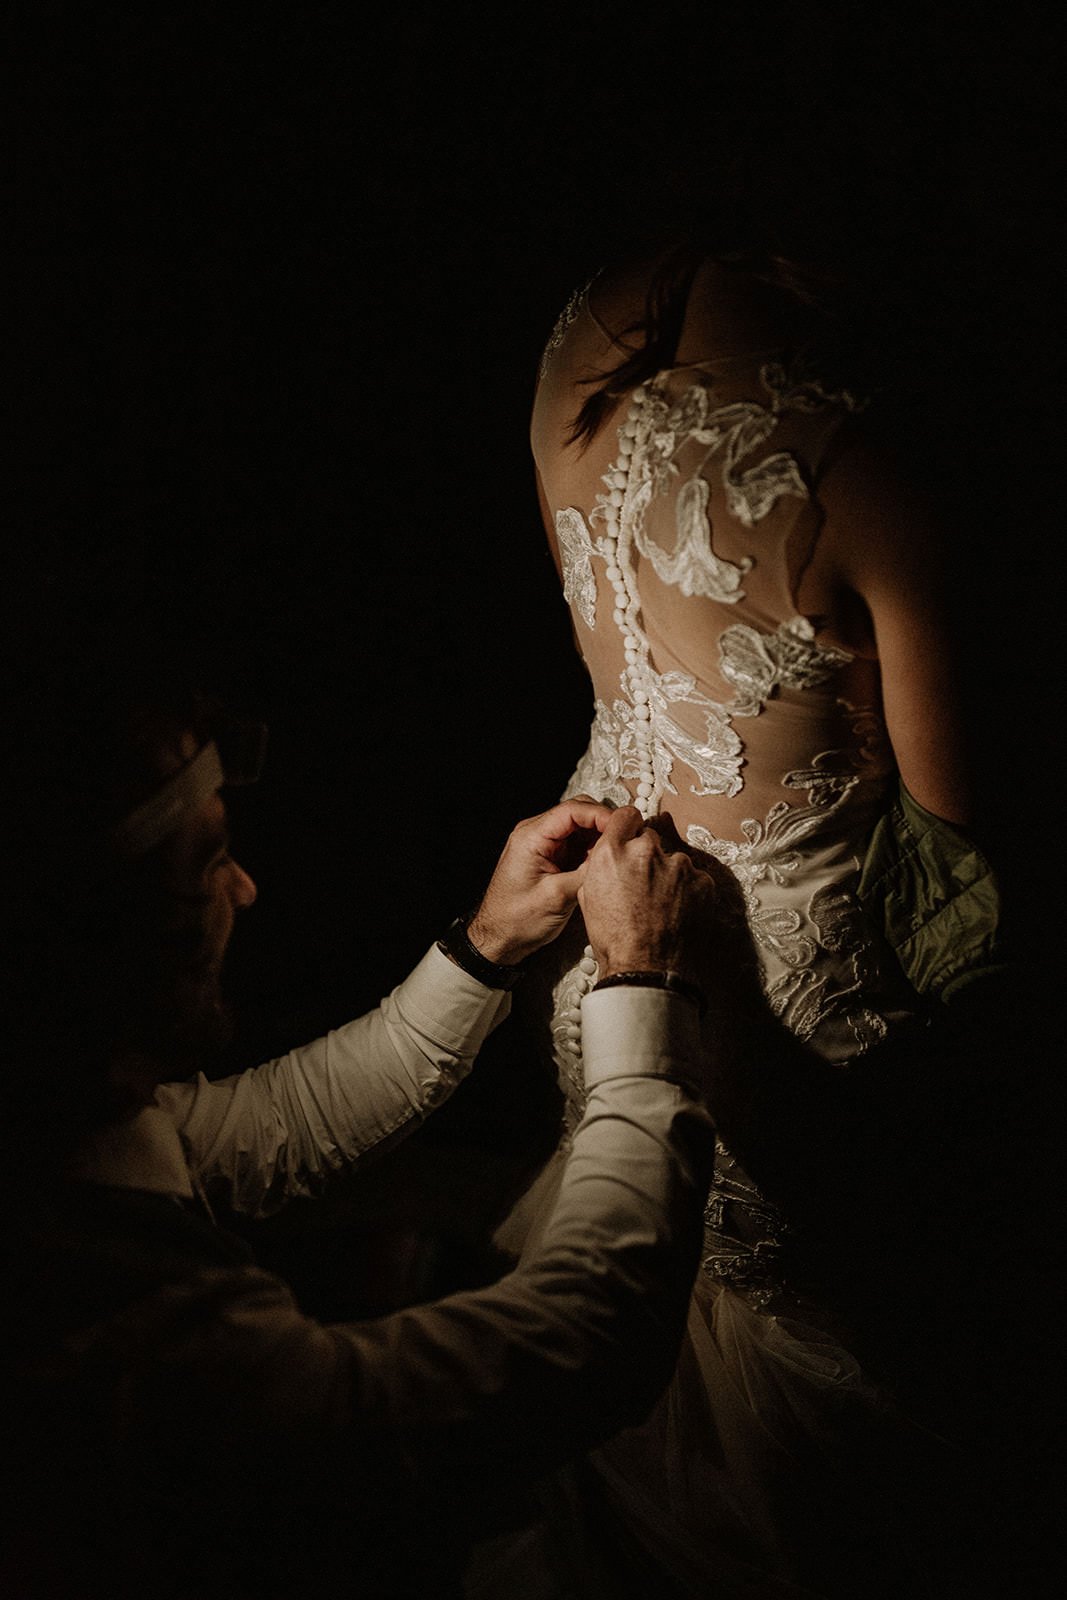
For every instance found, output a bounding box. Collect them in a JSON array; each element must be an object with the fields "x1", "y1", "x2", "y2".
[{"x1": 465, "y1": 1149, "x2": 967, "y2": 1600}]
